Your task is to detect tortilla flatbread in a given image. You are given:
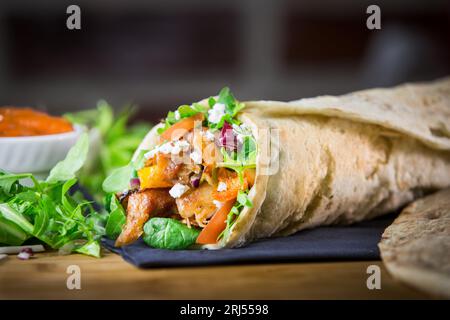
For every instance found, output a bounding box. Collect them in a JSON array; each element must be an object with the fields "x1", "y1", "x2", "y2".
[
  {"x1": 379, "y1": 188, "x2": 450, "y2": 298},
  {"x1": 135, "y1": 78, "x2": 450, "y2": 249}
]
